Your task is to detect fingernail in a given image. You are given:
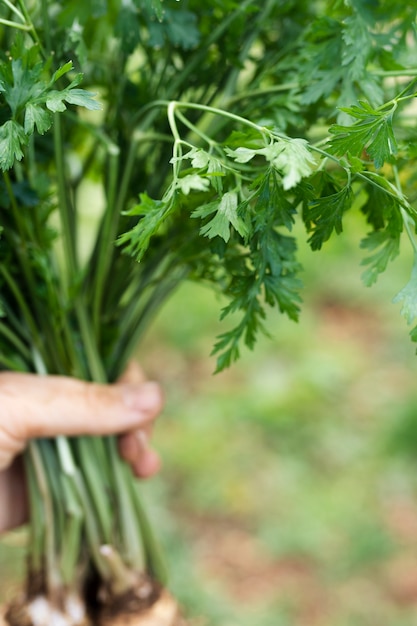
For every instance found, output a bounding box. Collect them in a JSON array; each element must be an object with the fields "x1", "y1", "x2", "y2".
[{"x1": 123, "y1": 383, "x2": 161, "y2": 412}]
